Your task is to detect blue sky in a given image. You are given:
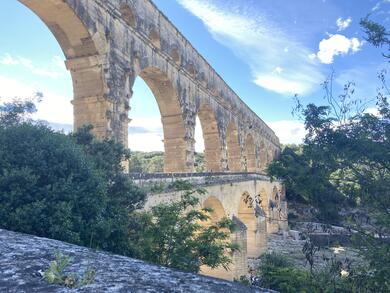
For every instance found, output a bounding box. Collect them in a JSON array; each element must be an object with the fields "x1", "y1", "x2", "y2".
[{"x1": 0, "y1": 0, "x2": 389, "y2": 150}]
